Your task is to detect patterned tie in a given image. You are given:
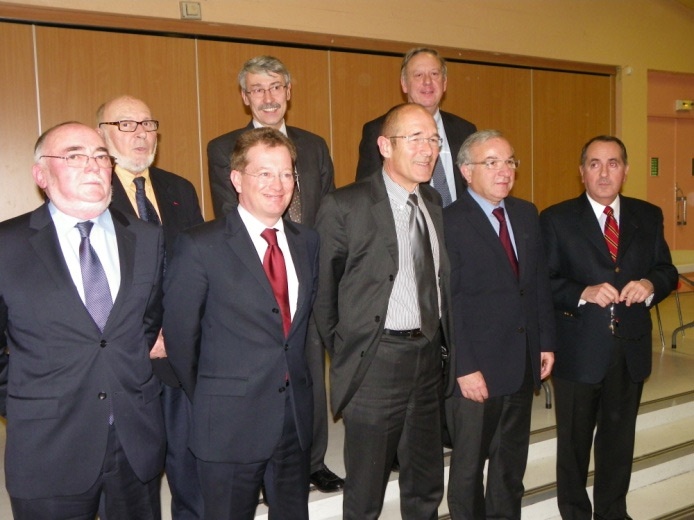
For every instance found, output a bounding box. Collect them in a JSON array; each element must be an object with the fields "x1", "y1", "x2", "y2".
[
  {"x1": 604, "y1": 206, "x2": 619, "y2": 262},
  {"x1": 133, "y1": 176, "x2": 161, "y2": 225},
  {"x1": 492, "y1": 207, "x2": 519, "y2": 278},
  {"x1": 287, "y1": 170, "x2": 302, "y2": 223},
  {"x1": 76, "y1": 221, "x2": 113, "y2": 332},
  {"x1": 431, "y1": 157, "x2": 453, "y2": 207},
  {"x1": 407, "y1": 194, "x2": 439, "y2": 340},
  {"x1": 261, "y1": 228, "x2": 291, "y2": 337}
]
